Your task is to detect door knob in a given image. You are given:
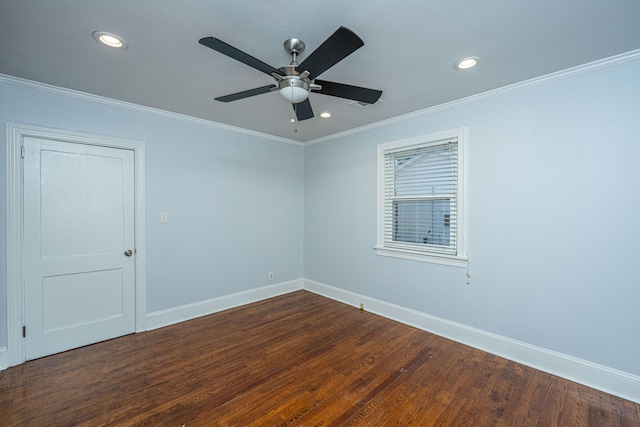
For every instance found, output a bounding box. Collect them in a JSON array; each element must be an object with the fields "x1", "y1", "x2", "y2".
[{"x1": 124, "y1": 249, "x2": 133, "y2": 257}]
